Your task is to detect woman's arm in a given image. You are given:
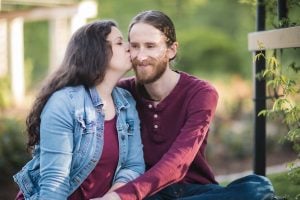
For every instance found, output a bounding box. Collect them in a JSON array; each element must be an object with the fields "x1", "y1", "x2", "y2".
[
  {"x1": 113, "y1": 95, "x2": 145, "y2": 184},
  {"x1": 39, "y1": 91, "x2": 74, "y2": 199},
  {"x1": 91, "y1": 94, "x2": 144, "y2": 200}
]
